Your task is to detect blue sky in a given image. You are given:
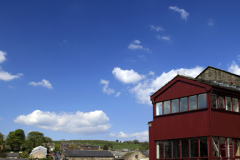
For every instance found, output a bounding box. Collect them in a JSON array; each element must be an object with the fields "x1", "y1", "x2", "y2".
[{"x1": 1, "y1": 0, "x2": 240, "y2": 142}]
